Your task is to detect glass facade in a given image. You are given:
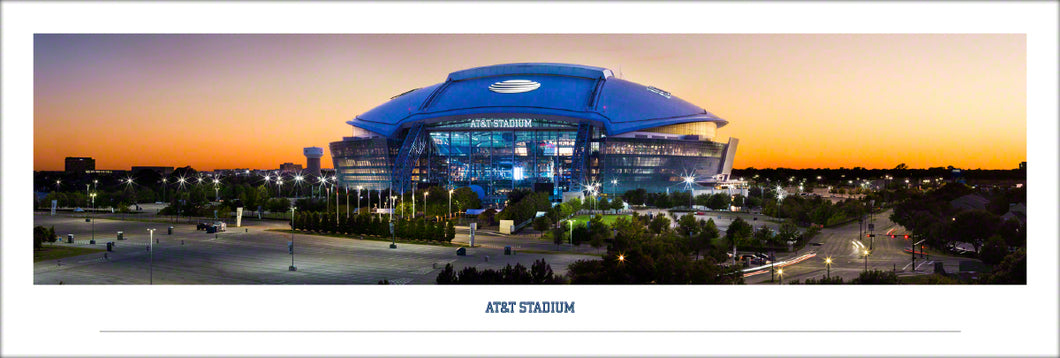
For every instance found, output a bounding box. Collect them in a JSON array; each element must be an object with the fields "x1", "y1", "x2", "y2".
[
  {"x1": 329, "y1": 136, "x2": 394, "y2": 190},
  {"x1": 422, "y1": 119, "x2": 580, "y2": 204},
  {"x1": 332, "y1": 118, "x2": 732, "y2": 205},
  {"x1": 597, "y1": 137, "x2": 727, "y2": 194}
]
